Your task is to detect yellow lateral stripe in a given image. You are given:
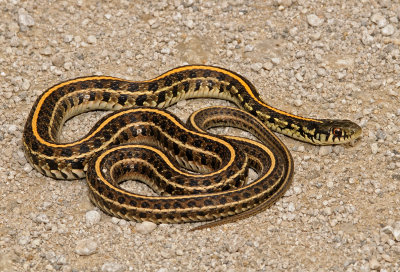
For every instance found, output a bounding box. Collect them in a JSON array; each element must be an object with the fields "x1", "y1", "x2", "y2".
[
  {"x1": 94, "y1": 140, "x2": 276, "y2": 200},
  {"x1": 31, "y1": 66, "x2": 321, "y2": 147}
]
